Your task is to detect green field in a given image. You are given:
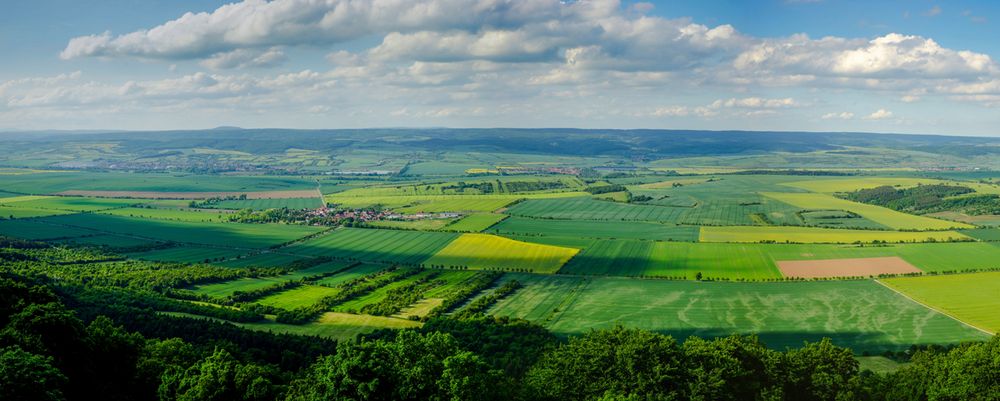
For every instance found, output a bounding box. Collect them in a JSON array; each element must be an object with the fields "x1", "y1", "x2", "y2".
[
  {"x1": 203, "y1": 197, "x2": 323, "y2": 210},
  {"x1": 699, "y1": 226, "x2": 971, "y2": 244},
  {"x1": 129, "y1": 246, "x2": 247, "y2": 263},
  {"x1": 367, "y1": 218, "x2": 456, "y2": 230},
  {"x1": 762, "y1": 192, "x2": 970, "y2": 230},
  {"x1": 881, "y1": 272, "x2": 1000, "y2": 334},
  {"x1": 492, "y1": 216, "x2": 699, "y2": 241},
  {"x1": 0, "y1": 219, "x2": 98, "y2": 240},
  {"x1": 423, "y1": 233, "x2": 578, "y2": 273},
  {"x1": 313, "y1": 263, "x2": 386, "y2": 286},
  {"x1": 285, "y1": 227, "x2": 458, "y2": 264},
  {"x1": 960, "y1": 228, "x2": 1000, "y2": 241},
  {"x1": 489, "y1": 275, "x2": 989, "y2": 351},
  {"x1": 444, "y1": 213, "x2": 508, "y2": 232},
  {"x1": 507, "y1": 197, "x2": 687, "y2": 222},
  {"x1": 255, "y1": 285, "x2": 342, "y2": 309},
  {"x1": 101, "y1": 207, "x2": 231, "y2": 222},
  {"x1": 190, "y1": 276, "x2": 290, "y2": 298},
  {"x1": 0, "y1": 171, "x2": 318, "y2": 194},
  {"x1": 0, "y1": 205, "x2": 75, "y2": 219},
  {"x1": 38, "y1": 213, "x2": 324, "y2": 248},
  {"x1": 217, "y1": 252, "x2": 309, "y2": 268},
  {"x1": 560, "y1": 241, "x2": 781, "y2": 279},
  {"x1": 0, "y1": 195, "x2": 143, "y2": 211}
]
